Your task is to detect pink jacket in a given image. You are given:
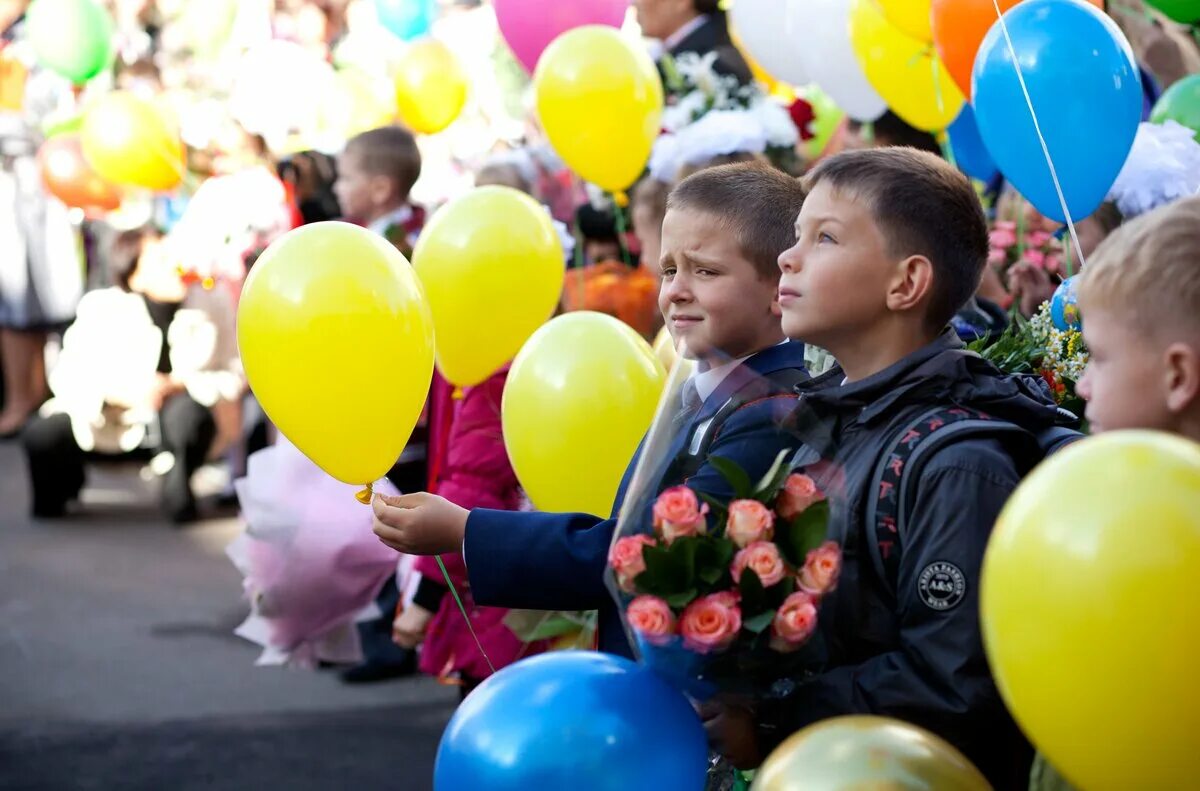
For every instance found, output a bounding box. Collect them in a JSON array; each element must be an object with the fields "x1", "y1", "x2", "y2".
[{"x1": 412, "y1": 367, "x2": 542, "y2": 681}]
